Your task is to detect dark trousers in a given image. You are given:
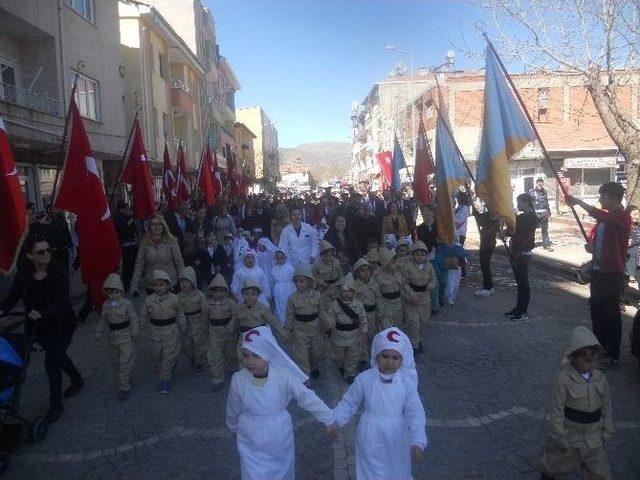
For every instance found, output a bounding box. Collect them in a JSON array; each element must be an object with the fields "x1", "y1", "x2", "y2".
[
  {"x1": 590, "y1": 272, "x2": 623, "y2": 360},
  {"x1": 538, "y1": 215, "x2": 550, "y2": 246},
  {"x1": 459, "y1": 235, "x2": 467, "y2": 277},
  {"x1": 479, "y1": 243, "x2": 496, "y2": 290},
  {"x1": 42, "y1": 331, "x2": 82, "y2": 411},
  {"x1": 121, "y1": 245, "x2": 138, "y2": 292},
  {"x1": 511, "y1": 255, "x2": 531, "y2": 313}
]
